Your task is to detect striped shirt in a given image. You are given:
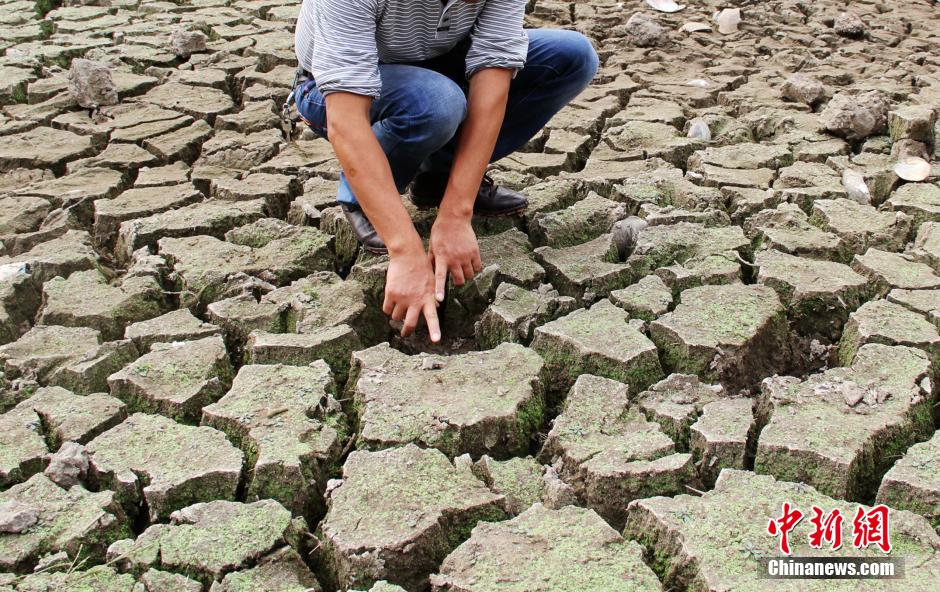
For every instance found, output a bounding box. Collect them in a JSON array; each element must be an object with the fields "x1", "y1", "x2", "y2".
[{"x1": 295, "y1": 0, "x2": 529, "y2": 98}]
